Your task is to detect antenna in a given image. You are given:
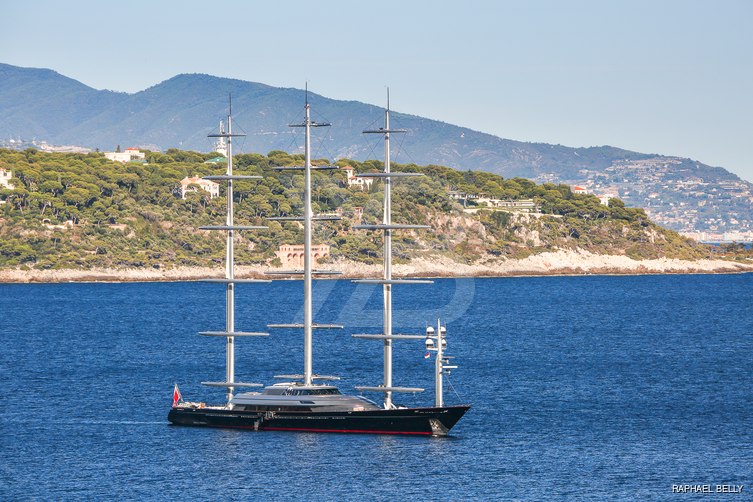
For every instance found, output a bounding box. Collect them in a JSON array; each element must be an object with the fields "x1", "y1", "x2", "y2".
[
  {"x1": 387, "y1": 87, "x2": 390, "y2": 112},
  {"x1": 229, "y1": 93, "x2": 232, "y2": 116},
  {"x1": 305, "y1": 82, "x2": 308, "y2": 106}
]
